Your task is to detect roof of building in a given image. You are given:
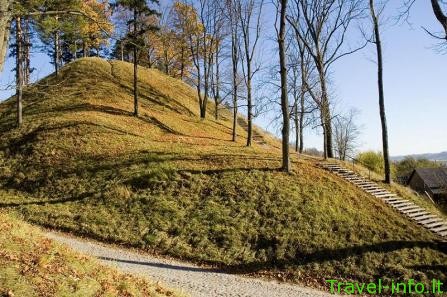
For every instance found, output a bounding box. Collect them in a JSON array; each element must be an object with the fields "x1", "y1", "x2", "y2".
[{"x1": 408, "y1": 168, "x2": 447, "y2": 190}]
